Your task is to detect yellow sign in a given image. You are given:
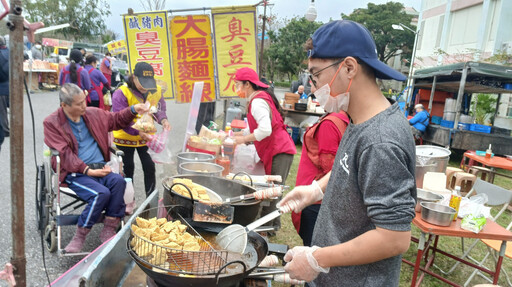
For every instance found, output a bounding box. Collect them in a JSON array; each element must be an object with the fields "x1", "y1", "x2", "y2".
[
  {"x1": 170, "y1": 15, "x2": 216, "y2": 103},
  {"x1": 107, "y1": 40, "x2": 127, "y2": 55},
  {"x1": 212, "y1": 6, "x2": 258, "y2": 98},
  {"x1": 123, "y1": 11, "x2": 174, "y2": 99}
]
